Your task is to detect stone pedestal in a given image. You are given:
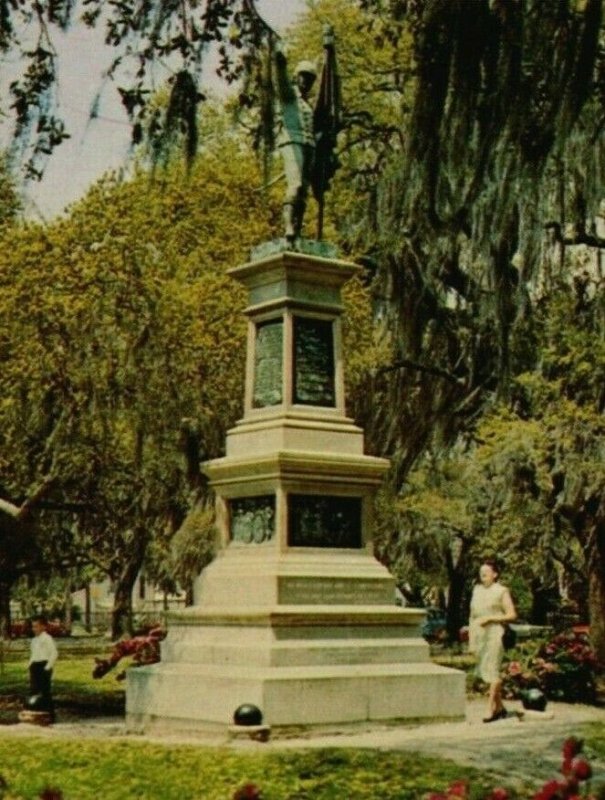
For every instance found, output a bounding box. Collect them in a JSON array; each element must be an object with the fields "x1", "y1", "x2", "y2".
[{"x1": 126, "y1": 248, "x2": 465, "y2": 733}]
